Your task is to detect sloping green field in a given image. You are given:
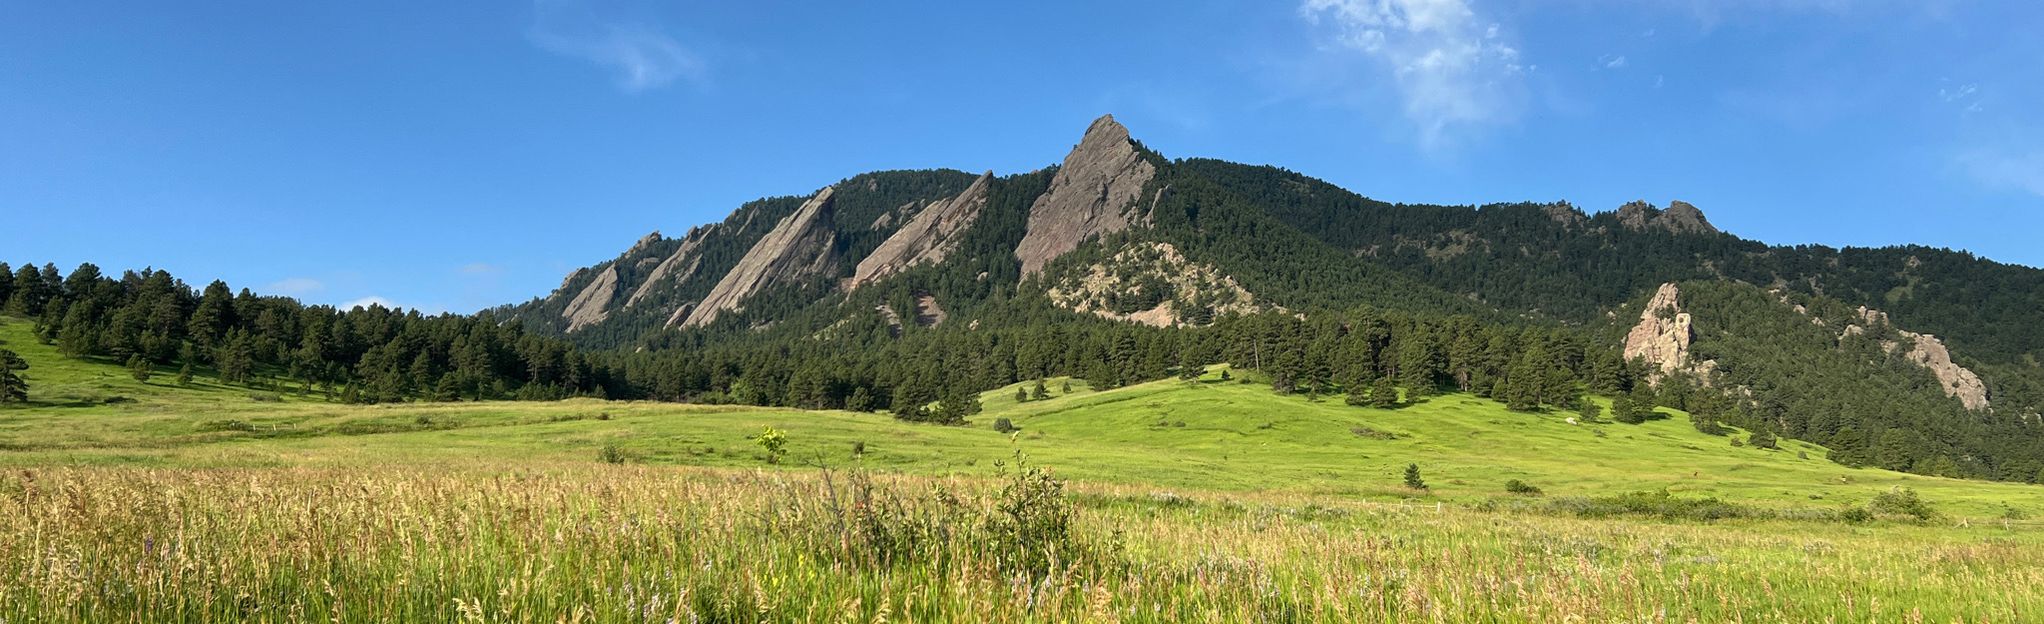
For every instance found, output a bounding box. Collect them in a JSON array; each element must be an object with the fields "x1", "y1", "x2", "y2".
[{"x1": 3, "y1": 316, "x2": 2038, "y2": 518}]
